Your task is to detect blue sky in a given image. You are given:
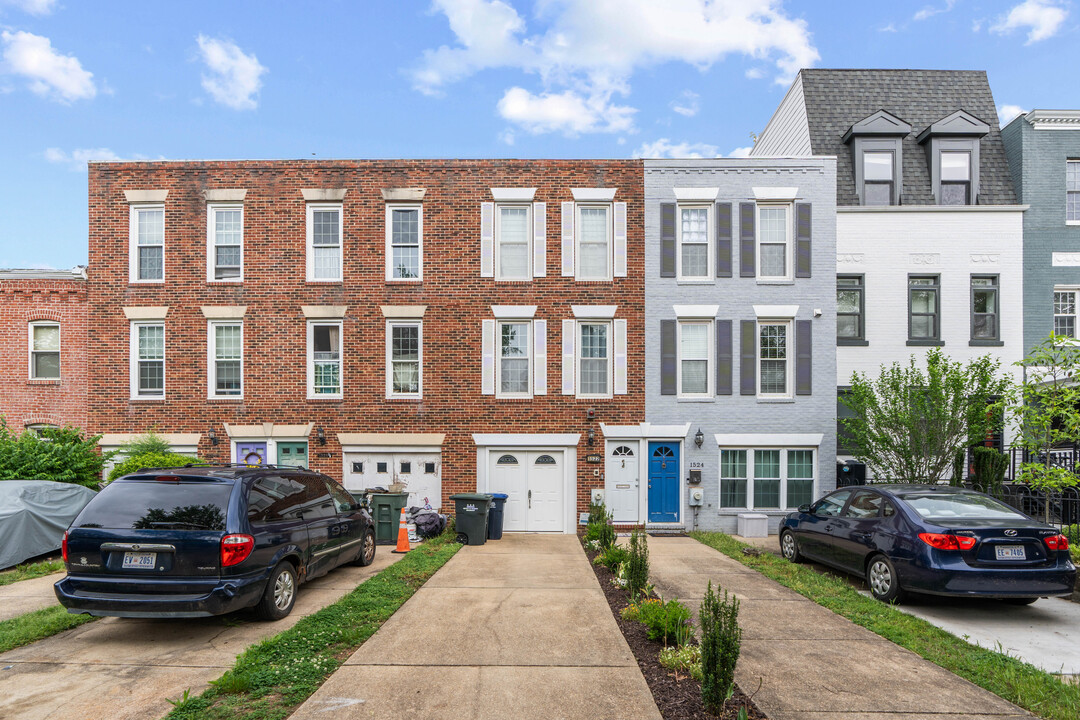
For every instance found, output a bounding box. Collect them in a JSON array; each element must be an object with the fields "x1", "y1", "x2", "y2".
[{"x1": 0, "y1": 0, "x2": 1075, "y2": 269}]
